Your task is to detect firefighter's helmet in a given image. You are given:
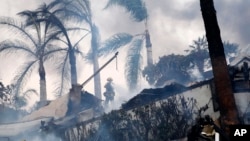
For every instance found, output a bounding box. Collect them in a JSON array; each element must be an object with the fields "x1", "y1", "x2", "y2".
[{"x1": 107, "y1": 77, "x2": 113, "y2": 81}]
